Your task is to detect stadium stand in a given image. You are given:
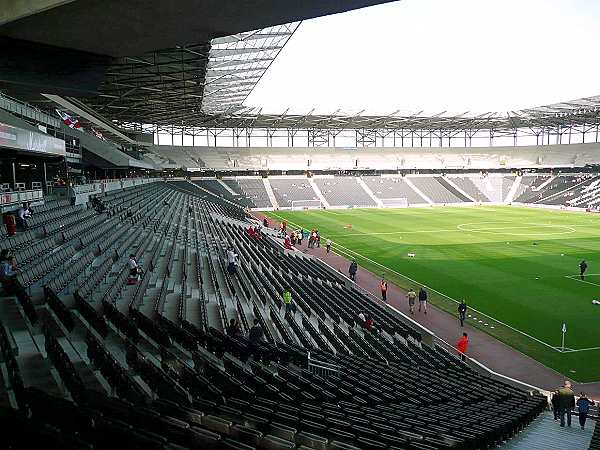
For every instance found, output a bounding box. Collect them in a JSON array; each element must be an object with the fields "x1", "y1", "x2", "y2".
[
  {"x1": 151, "y1": 145, "x2": 207, "y2": 169},
  {"x1": 146, "y1": 144, "x2": 600, "y2": 172},
  {"x1": 233, "y1": 178, "x2": 273, "y2": 209},
  {"x1": 530, "y1": 173, "x2": 594, "y2": 206},
  {"x1": 314, "y1": 177, "x2": 377, "y2": 207},
  {"x1": 269, "y1": 178, "x2": 319, "y2": 208},
  {"x1": 192, "y1": 179, "x2": 256, "y2": 208},
  {"x1": 408, "y1": 177, "x2": 471, "y2": 204},
  {"x1": 513, "y1": 174, "x2": 553, "y2": 203},
  {"x1": 538, "y1": 174, "x2": 599, "y2": 206},
  {"x1": 590, "y1": 423, "x2": 600, "y2": 450},
  {"x1": 0, "y1": 180, "x2": 550, "y2": 450},
  {"x1": 448, "y1": 176, "x2": 490, "y2": 202},
  {"x1": 362, "y1": 176, "x2": 428, "y2": 205}
]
